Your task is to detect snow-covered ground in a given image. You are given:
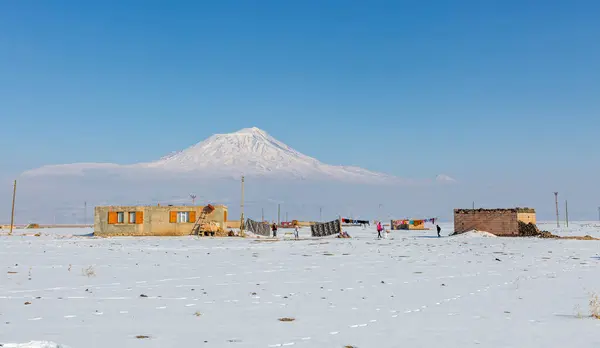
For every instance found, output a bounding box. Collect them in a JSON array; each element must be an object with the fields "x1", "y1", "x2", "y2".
[
  {"x1": 2, "y1": 222, "x2": 600, "y2": 347},
  {"x1": 538, "y1": 221, "x2": 600, "y2": 239}
]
